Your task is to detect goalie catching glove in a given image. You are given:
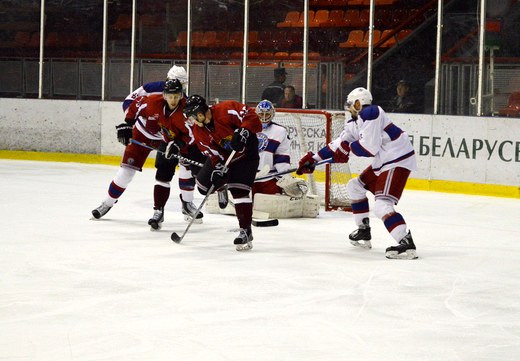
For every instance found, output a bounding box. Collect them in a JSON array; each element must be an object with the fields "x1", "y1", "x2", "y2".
[
  {"x1": 276, "y1": 175, "x2": 308, "y2": 198},
  {"x1": 165, "y1": 138, "x2": 186, "y2": 159},
  {"x1": 116, "y1": 121, "x2": 134, "y2": 146},
  {"x1": 230, "y1": 127, "x2": 249, "y2": 152}
]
